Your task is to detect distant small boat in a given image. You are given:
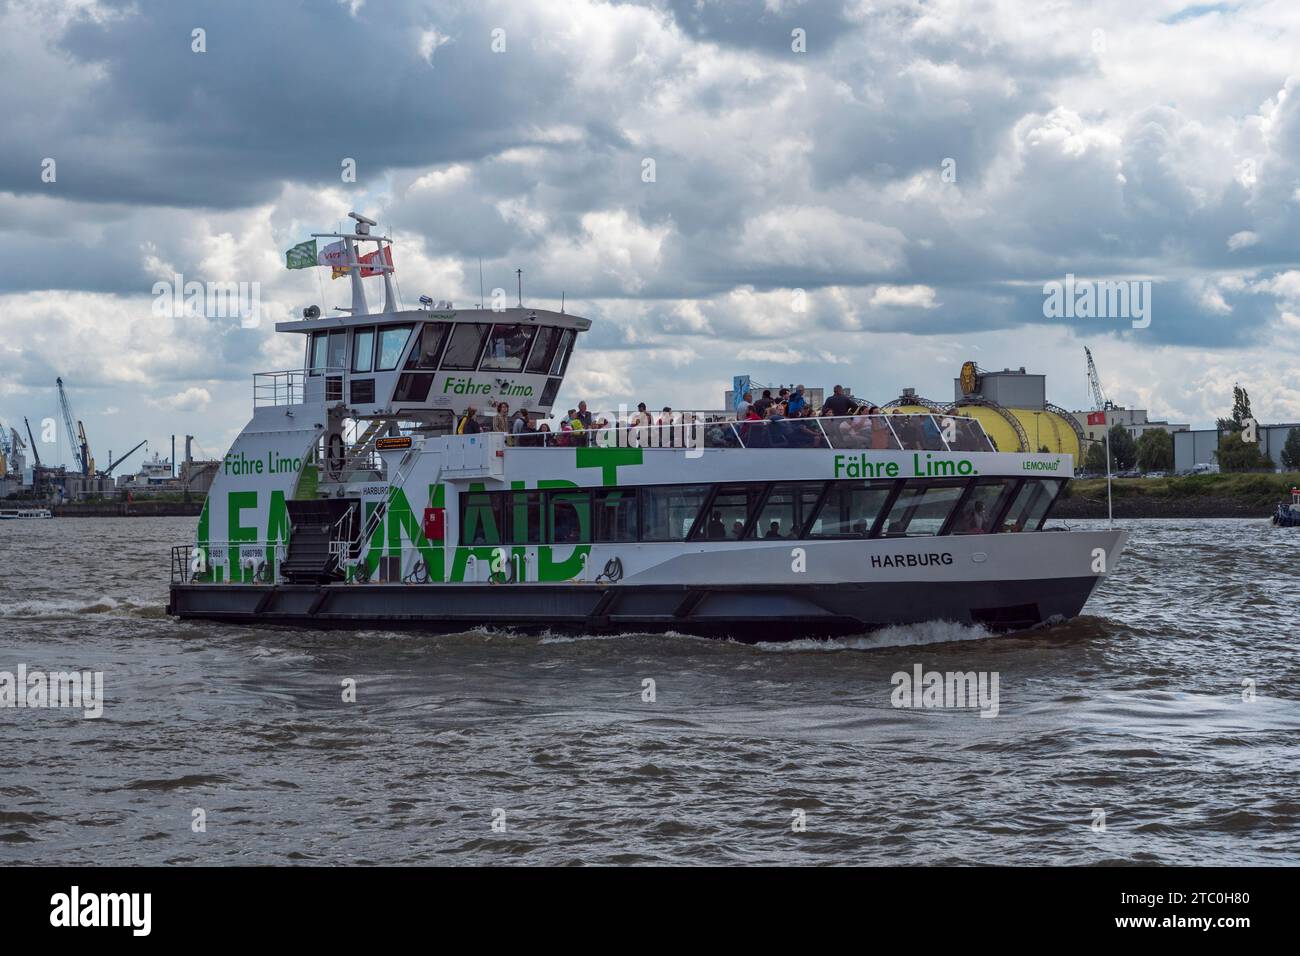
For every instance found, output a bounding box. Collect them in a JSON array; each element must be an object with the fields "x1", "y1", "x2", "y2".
[
  {"x1": 0, "y1": 508, "x2": 53, "y2": 519},
  {"x1": 1274, "y1": 487, "x2": 1300, "y2": 527}
]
